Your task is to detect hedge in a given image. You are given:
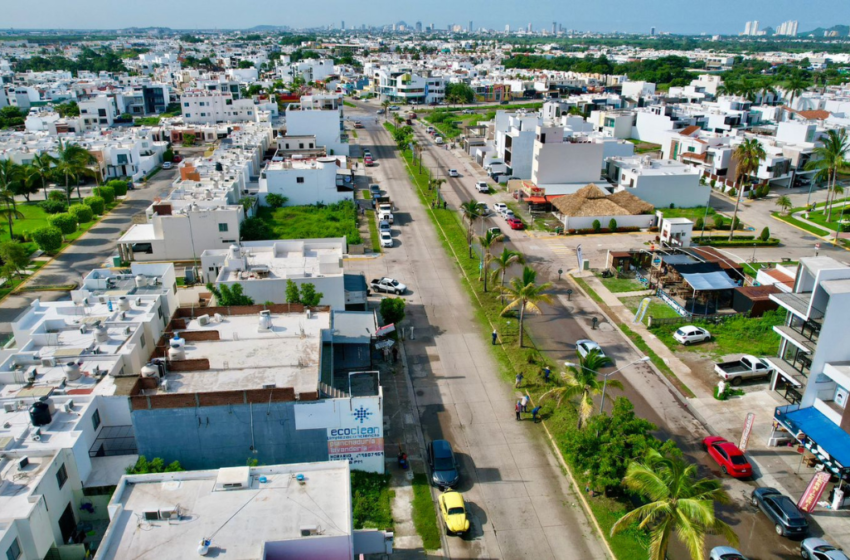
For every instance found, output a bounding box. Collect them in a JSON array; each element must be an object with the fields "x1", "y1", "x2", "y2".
[
  {"x1": 106, "y1": 180, "x2": 128, "y2": 197},
  {"x1": 92, "y1": 186, "x2": 115, "y2": 204},
  {"x1": 49, "y1": 213, "x2": 78, "y2": 235},
  {"x1": 69, "y1": 204, "x2": 94, "y2": 223},
  {"x1": 694, "y1": 236, "x2": 780, "y2": 247},
  {"x1": 31, "y1": 226, "x2": 63, "y2": 253},
  {"x1": 39, "y1": 200, "x2": 67, "y2": 214},
  {"x1": 84, "y1": 196, "x2": 105, "y2": 215},
  {"x1": 567, "y1": 226, "x2": 641, "y2": 235}
]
